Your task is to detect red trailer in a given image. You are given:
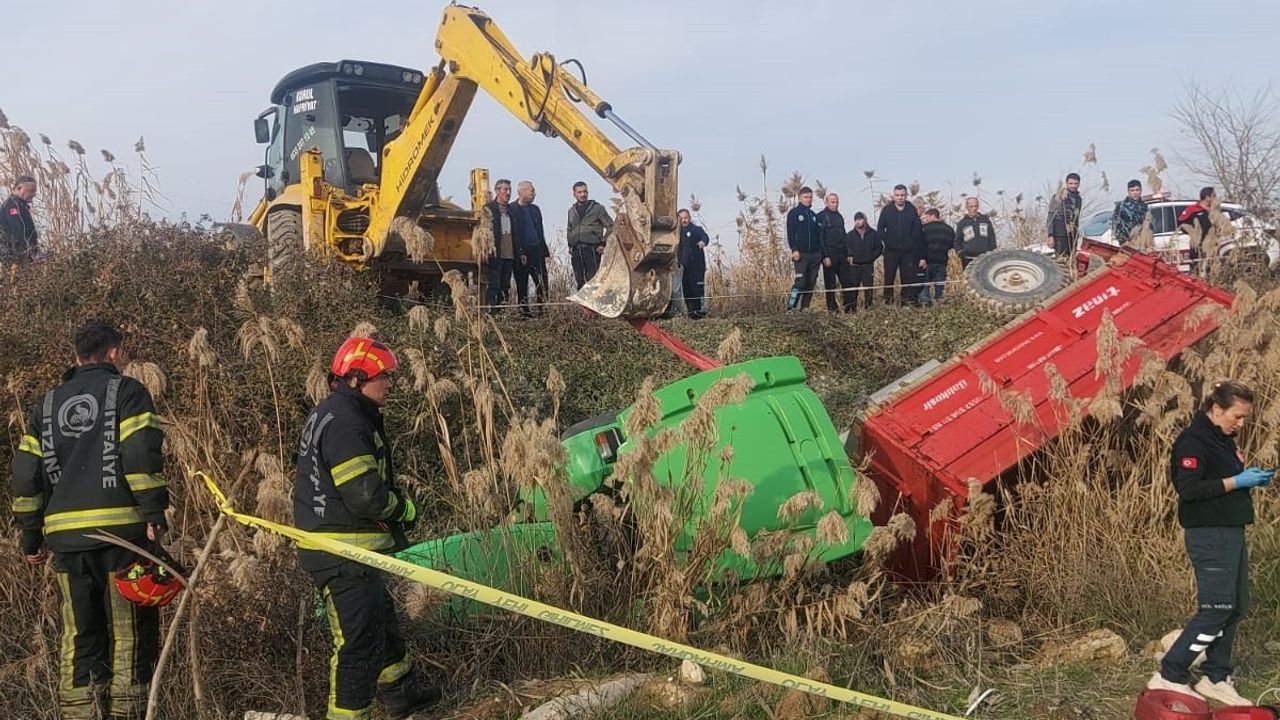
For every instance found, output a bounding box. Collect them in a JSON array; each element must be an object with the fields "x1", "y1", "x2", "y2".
[{"x1": 852, "y1": 243, "x2": 1236, "y2": 578}]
